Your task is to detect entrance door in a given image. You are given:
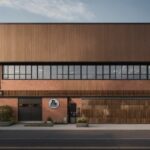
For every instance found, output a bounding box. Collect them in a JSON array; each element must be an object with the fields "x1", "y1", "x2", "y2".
[
  {"x1": 18, "y1": 98, "x2": 42, "y2": 121},
  {"x1": 68, "y1": 102, "x2": 77, "y2": 123}
]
